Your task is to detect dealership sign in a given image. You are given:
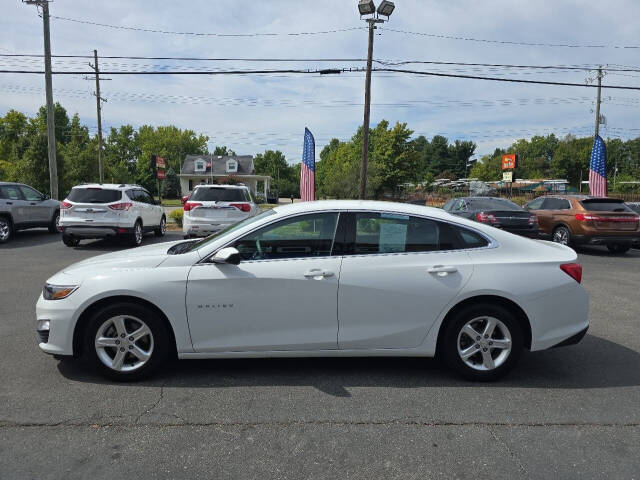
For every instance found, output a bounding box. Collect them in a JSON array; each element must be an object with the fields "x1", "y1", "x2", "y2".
[
  {"x1": 502, "y1": 154, "x2": 516, "y2": 170},
  {"x1": 156, "y1": 169, "x2": 166, "y2": 180},
  {"x1": 155, "y1": 156, "x2": 166, "y2": 169}
]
